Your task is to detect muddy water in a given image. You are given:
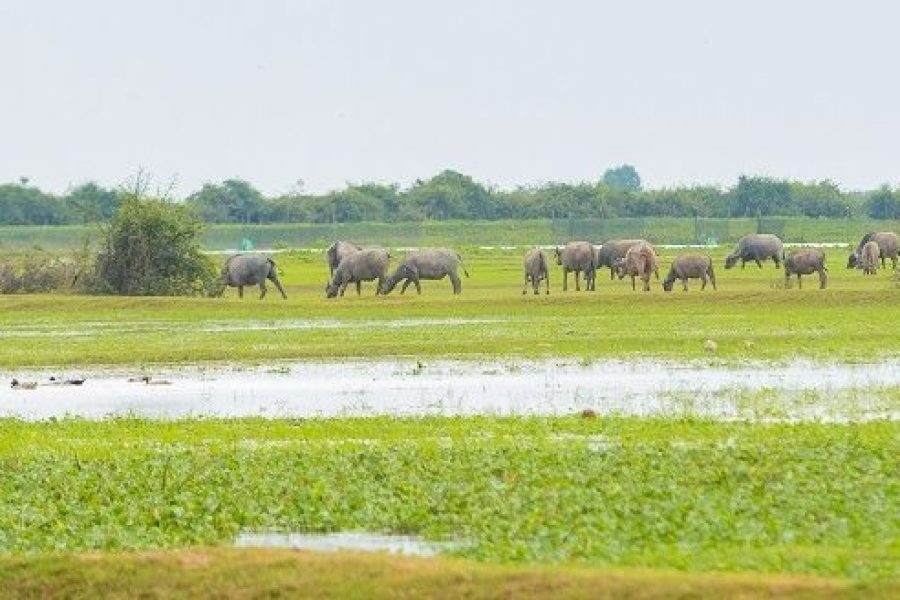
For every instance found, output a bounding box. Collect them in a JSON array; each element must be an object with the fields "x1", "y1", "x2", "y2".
[{"x1": 2, "y1": 359, "x2": 897, "y2": 421}]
